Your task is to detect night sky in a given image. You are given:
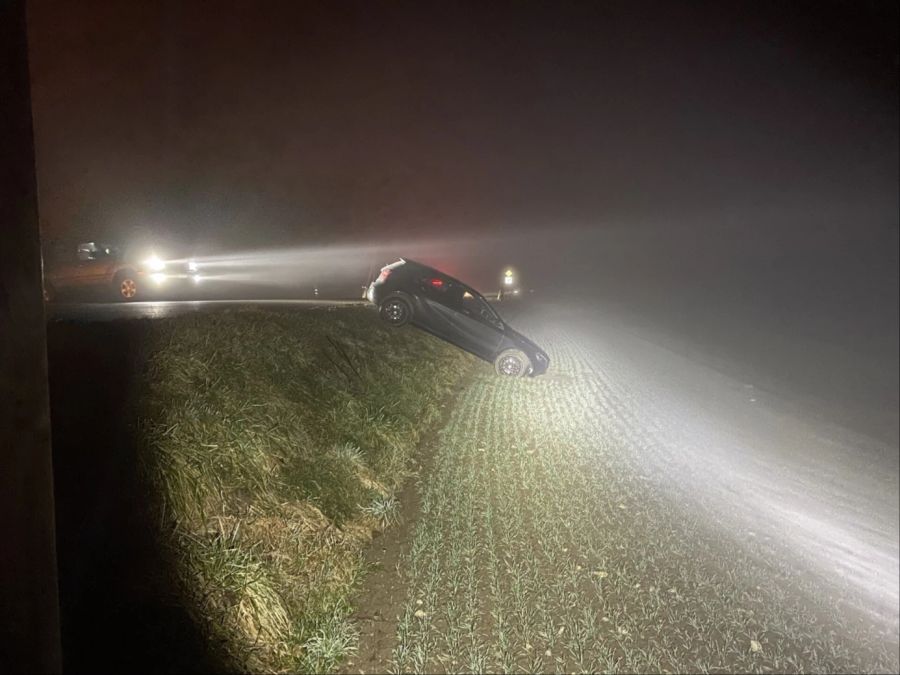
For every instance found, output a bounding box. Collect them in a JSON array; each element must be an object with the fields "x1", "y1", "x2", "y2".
[
  {"x1": 27, "y1": 1, "x2": 896, "y2": 234},
  {"x1": 26, "y1": 1, "x2": 899, "y2": 327}
]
